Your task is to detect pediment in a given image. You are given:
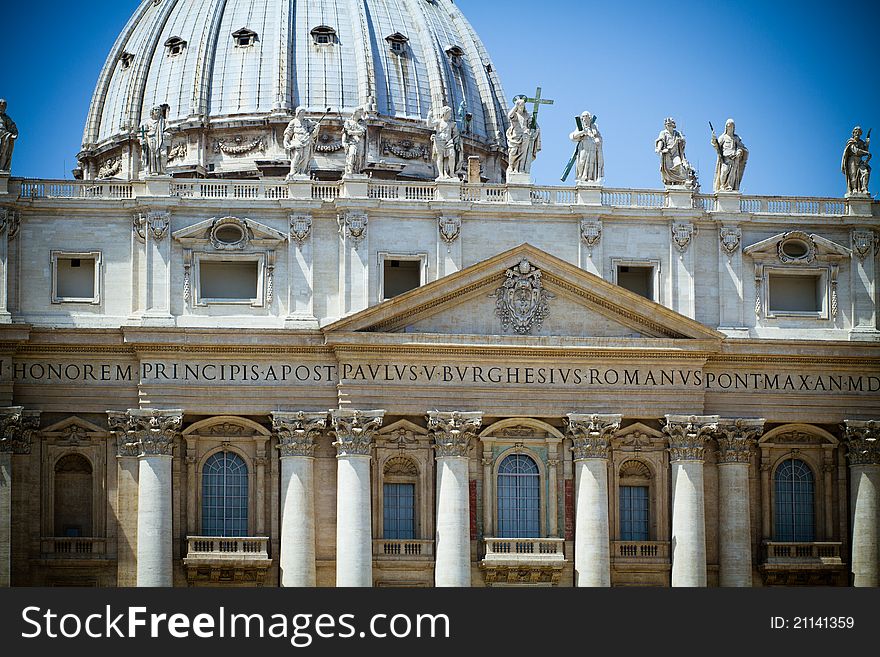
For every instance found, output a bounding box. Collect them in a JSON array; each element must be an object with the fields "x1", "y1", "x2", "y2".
[
  {"x1": 376, "y1": 419, "x2": 430, "y2": 447},
  {"x1": 744, "y1": 231, "x2": 851, "y2": 263},
  {"x1": 613, "y1": 421, "x2": 666, "y2": 447},
  {"x1": 326, "y1": 244, "x2": 724, "y2": 341},
  {"x1": 172, "y1": 215, "x2": 287, "y2": 248},
  {"x1": 42, "y1": 416, "x2": 109, "y2": 443}
]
